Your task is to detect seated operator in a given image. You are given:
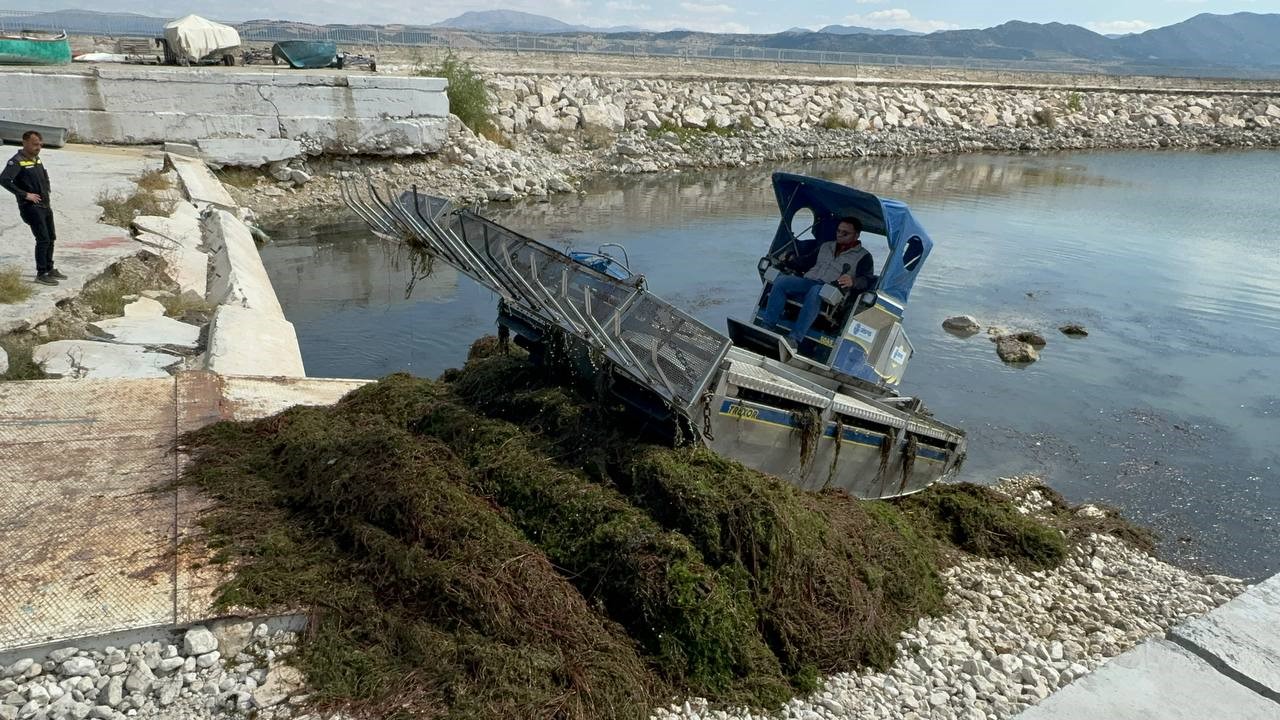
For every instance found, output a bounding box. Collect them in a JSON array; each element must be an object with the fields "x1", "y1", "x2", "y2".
[{"x1": 760, "y1": 216, "x2": 875, "y2": 349}]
